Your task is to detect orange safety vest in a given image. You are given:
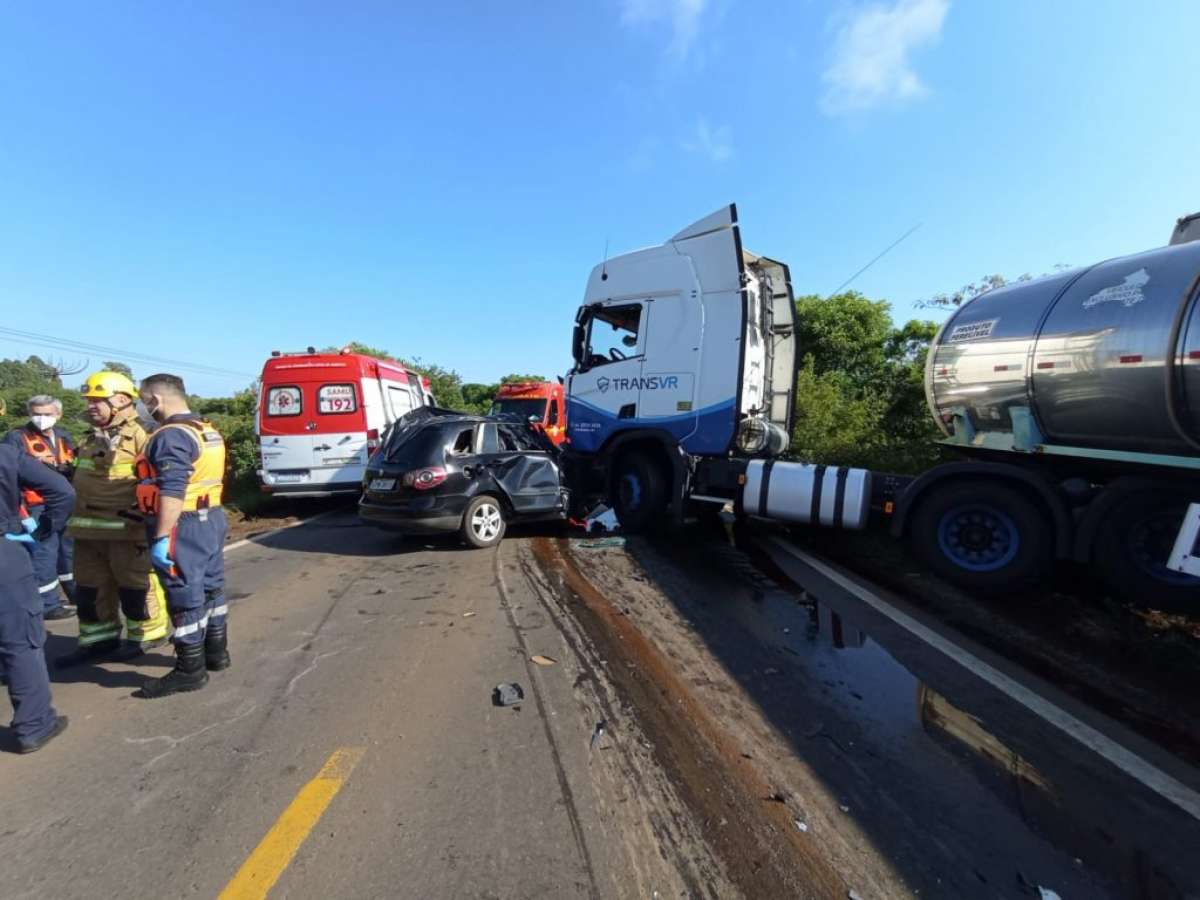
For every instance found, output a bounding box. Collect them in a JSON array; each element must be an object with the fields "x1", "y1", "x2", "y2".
[
  {"x1": 20, "y1": 429, "x2": 75, "y2": 506},
  {"x1": 134, "y1": 419, "x2": 226, "y2": 515}
]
